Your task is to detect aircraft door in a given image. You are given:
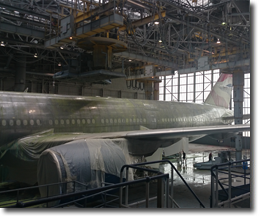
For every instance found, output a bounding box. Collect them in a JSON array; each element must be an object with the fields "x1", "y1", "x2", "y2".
[
  {"x1": 147, "y1": 110, "x2": 157, "y2": 129},
  {"x1": 143, "y1": 102, "x2": 158, "y2": 129}
]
